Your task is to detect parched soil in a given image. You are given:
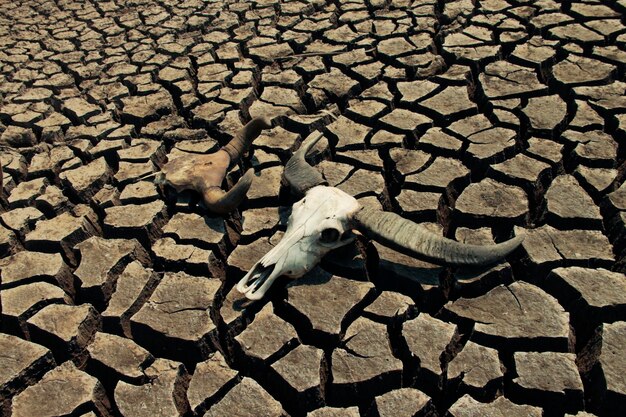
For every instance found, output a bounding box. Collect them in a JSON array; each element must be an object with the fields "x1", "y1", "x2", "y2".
[{"x1": 1, "y1": 1, "x2": 626, "y2": 416}]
